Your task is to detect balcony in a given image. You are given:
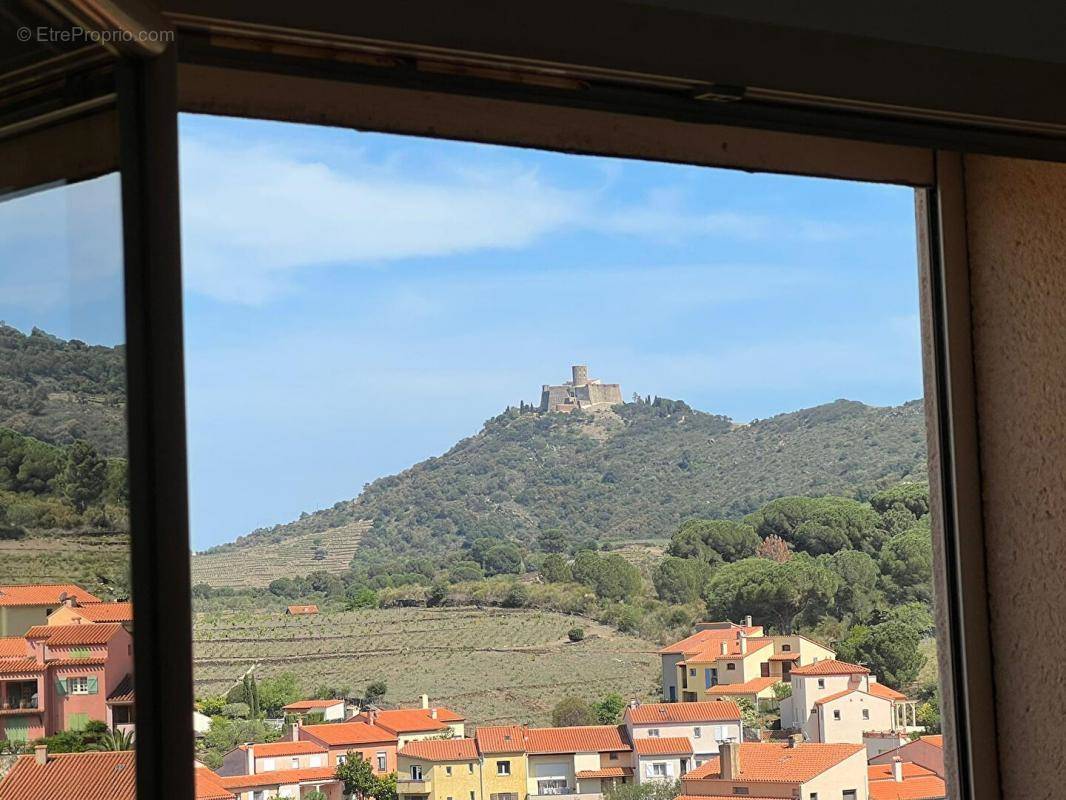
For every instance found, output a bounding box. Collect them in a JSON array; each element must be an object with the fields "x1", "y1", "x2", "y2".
[{"x1": 397, "y1": 778, "x2": 432, "y2": 795}]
